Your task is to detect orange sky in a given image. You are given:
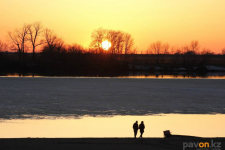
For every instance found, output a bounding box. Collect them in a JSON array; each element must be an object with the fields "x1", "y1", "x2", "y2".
[{"x1": 0, "y1": 0, "x2": 225, "y2": 53}]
